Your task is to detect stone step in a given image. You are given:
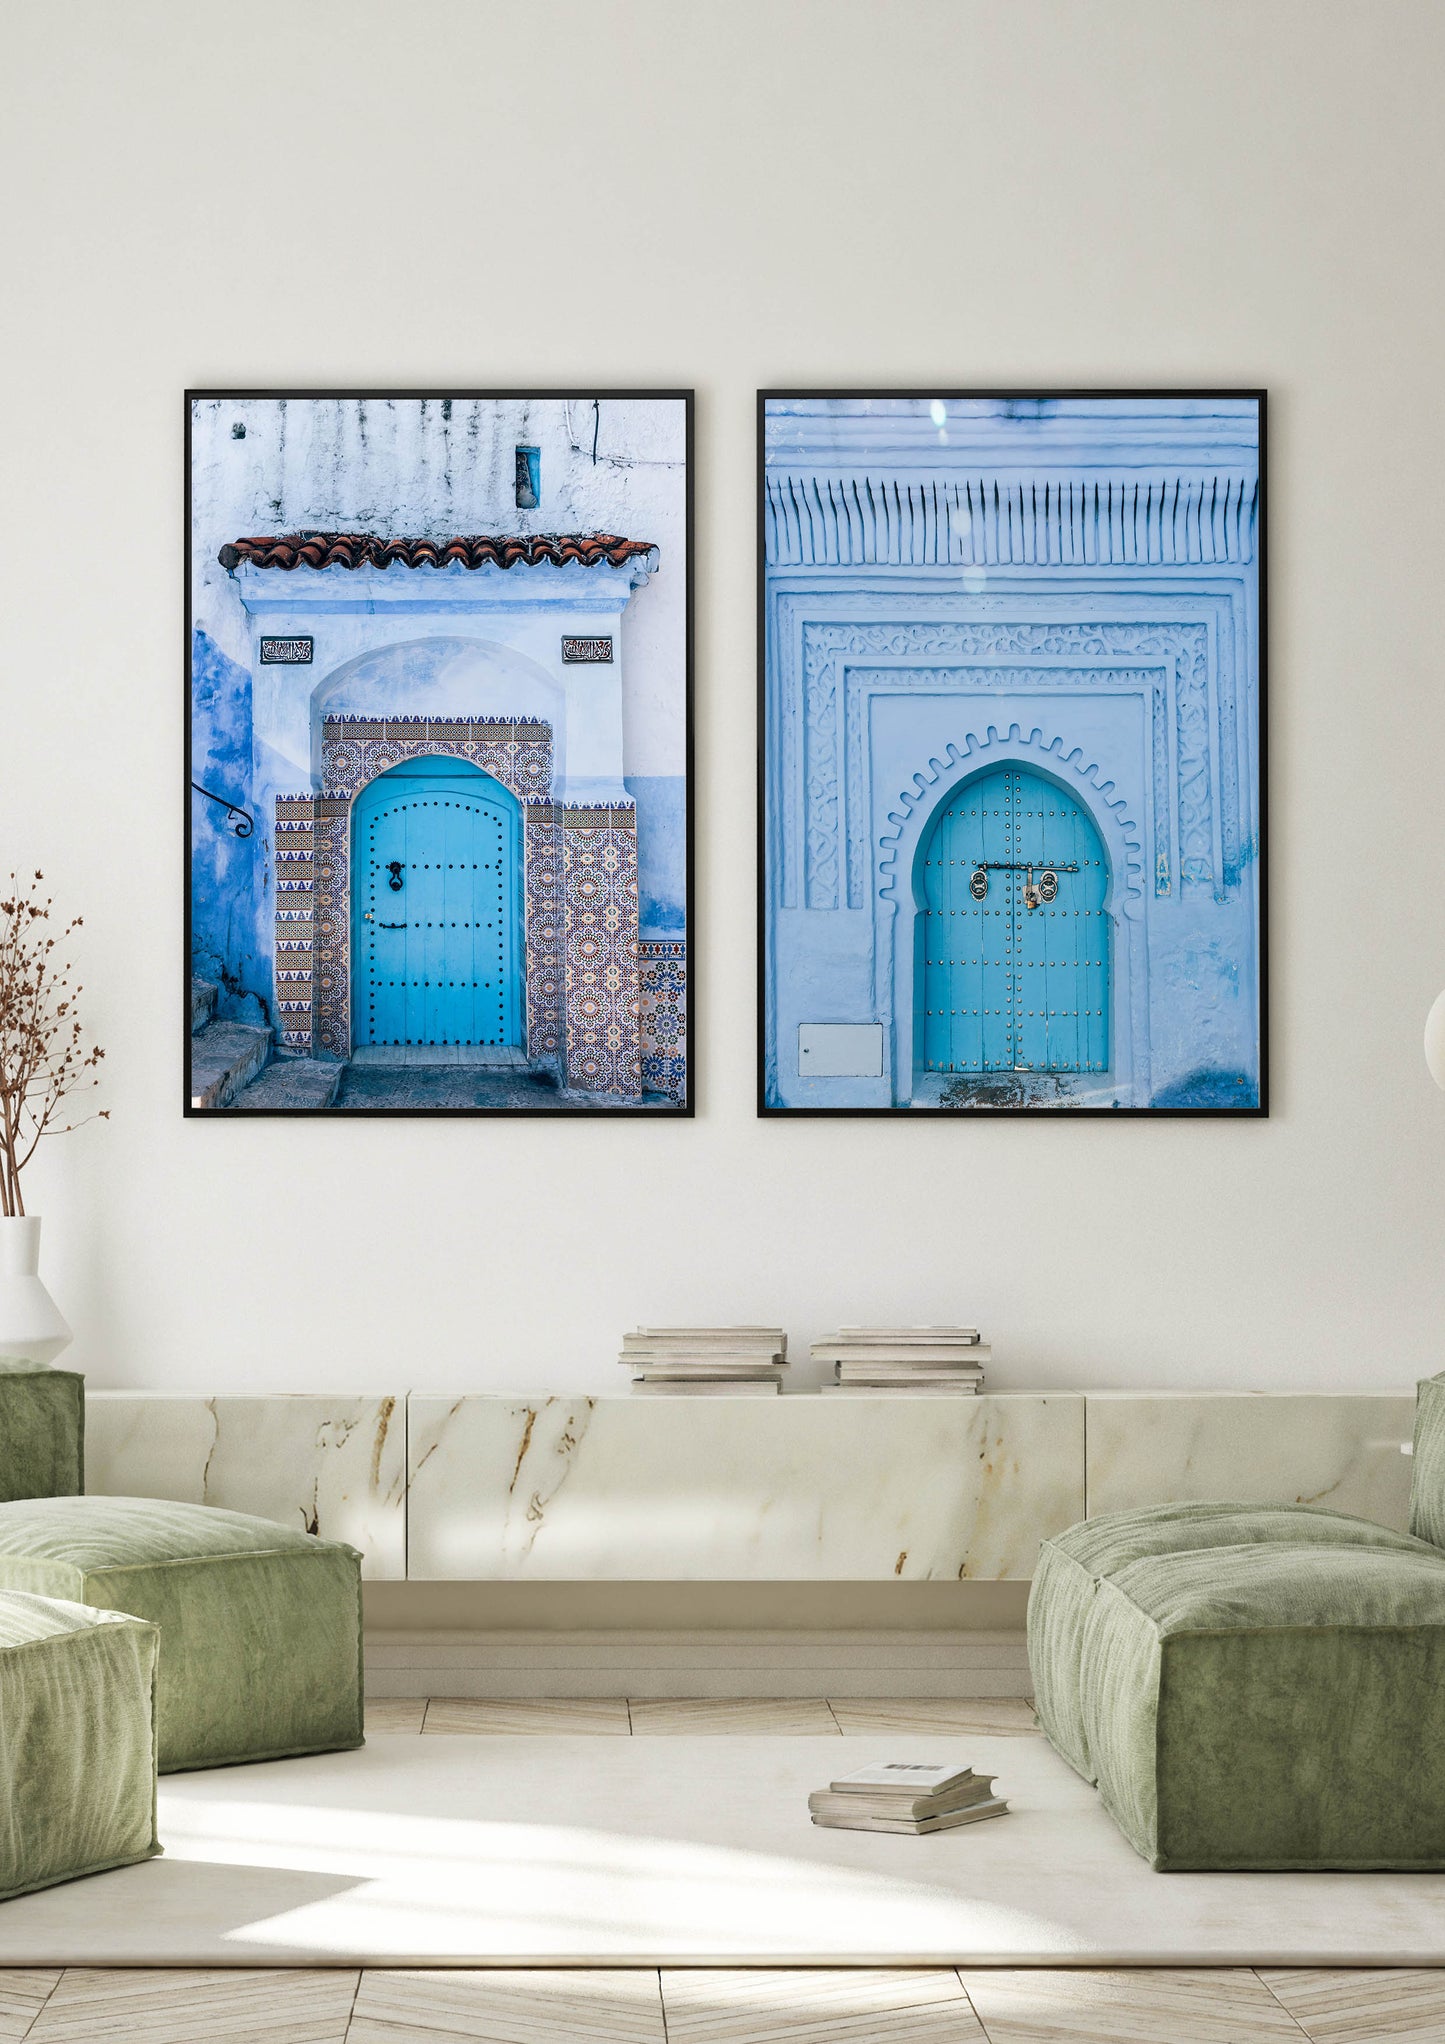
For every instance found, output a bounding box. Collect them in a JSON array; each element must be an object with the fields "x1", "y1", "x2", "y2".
[
  {"x1": 189, "y1": 1021, "x2": 271, "y2": 1109},
  {"x1": 190, "y1": 979, "x2": 218, "y2": 1035},
  {"x1": 349, "y1": 1044, "x2": 529, "y2": 1069},
  {"x1": 229, "y1": 1057, "x2": 342, "y2": 1112}
]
